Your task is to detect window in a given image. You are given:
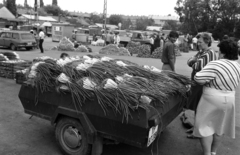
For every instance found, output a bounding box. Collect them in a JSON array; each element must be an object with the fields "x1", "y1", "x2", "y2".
[
  {"x1": 12, "y1": 33, "x2": 20, "y2": 39},
  {"x1": 21, "y1": 33, "x2": 34, "y2": 40},
  {"x1": 0, "y1": 33, "x2": 5, "y2": 38},
  {"x1": 5, "y1": 33, "x2": 12, "y2": 38}
]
